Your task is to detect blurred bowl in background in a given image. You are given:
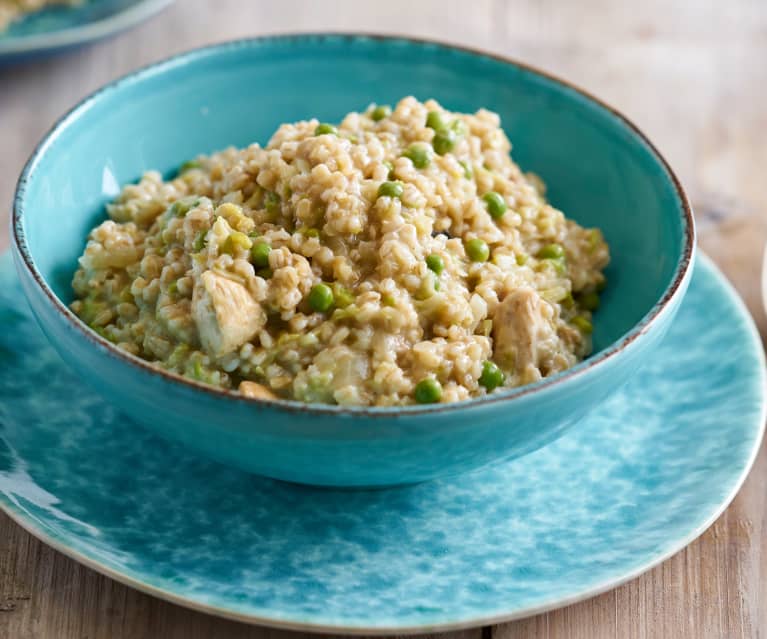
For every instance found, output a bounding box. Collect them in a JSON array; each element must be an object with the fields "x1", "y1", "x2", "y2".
[{"x1": 0, "y1": 0, "x2": 173, "y2": 63}]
